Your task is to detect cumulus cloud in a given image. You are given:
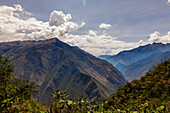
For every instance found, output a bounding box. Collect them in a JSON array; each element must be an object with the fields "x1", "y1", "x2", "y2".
[
  {"x1": 88, "y1": 30, "x2": 97, "y2": 37},
  {"x1": 0, "y1": 4, "x2": 169, "y2": 56},
  {"x1": 0, "y1": 4, "x2": 139, "y2": 56},
  {"x1": 0, "y1": 4, "x2": 84, "y2": 42},
  {"x1": 0, "y1": 5, "x2": 15, "y2": 16},
  {"x1": 49, "y1": 11, "x2": 71, "y2": 27},
  {"x1": 148, "y1": 31, "x2": 160, "y2": 42},
  {"x1": 148, "y1": 31, "x2": 170, "y2": 44},
  {"x1": 99, "y1": 23, "x2": 112, "y2": 29},
  {"x1": 14, "y1": 4, "x2": 23, "y2": 11}
]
